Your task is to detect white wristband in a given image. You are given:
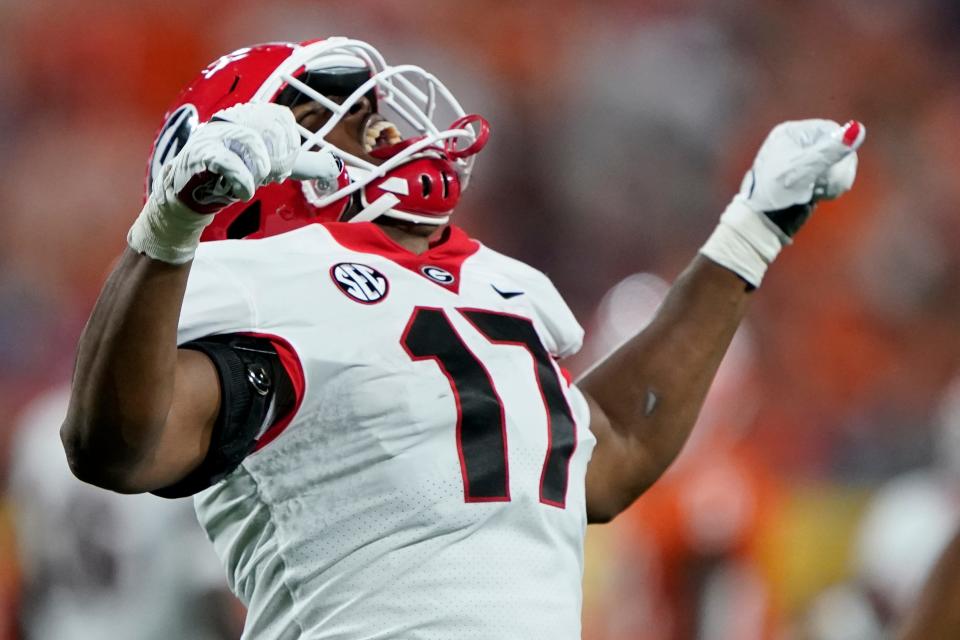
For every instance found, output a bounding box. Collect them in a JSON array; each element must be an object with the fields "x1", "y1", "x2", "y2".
[
  {"x1": 127, "y1": 162, "x2": 218, "y2": 264},
  {"x1": 699, "y1": 198, "x2": 789, "y2": 288},
  {"x1": 127, "y1": 195, "x2": 215, "y2": 265}
]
